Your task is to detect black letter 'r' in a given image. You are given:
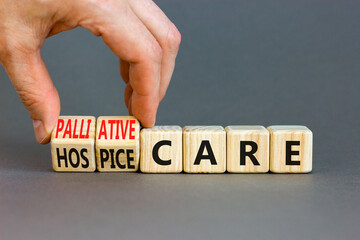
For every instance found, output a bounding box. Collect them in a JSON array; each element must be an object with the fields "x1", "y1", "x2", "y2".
[{"x1": 240, "y1": 141, "x2": 260, "y2": 166}]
